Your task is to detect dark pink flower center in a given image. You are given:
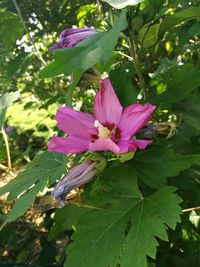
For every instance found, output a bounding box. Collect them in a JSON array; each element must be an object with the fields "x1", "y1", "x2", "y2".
[{"x1": 91, "y1": 121, "x2": 121, "y2": 144}]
